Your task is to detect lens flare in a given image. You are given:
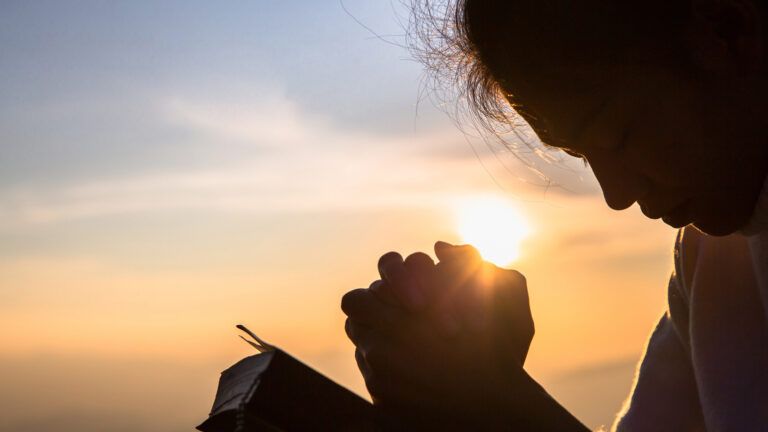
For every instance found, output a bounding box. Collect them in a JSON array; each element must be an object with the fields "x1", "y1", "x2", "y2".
[{"x1": 456, "y1": 196, "x2": 532, "y2": 266}]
